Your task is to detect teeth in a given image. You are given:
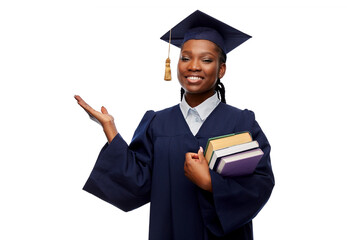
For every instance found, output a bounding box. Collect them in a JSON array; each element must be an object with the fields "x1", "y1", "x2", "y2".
[{"x1": 187, "y1": 76, "x2": 202, "y2": 80}]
